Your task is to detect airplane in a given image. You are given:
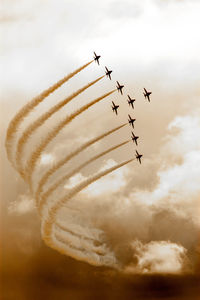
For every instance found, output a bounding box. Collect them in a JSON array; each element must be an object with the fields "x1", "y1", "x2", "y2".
[
  {"x1": 116, "y1": 81, "x2": 124, "y2": 95},
  {"x1": 93, "y1": 52, "x2": 101, "y2": 65},
  {"x1": 128, "y1": 114, "x2": 136, "y2": 128},
  {"x1": 105, "y1": 66, "x2": 112, "y2": 80},
  {"x1": 143, "y1": 88, "x2": 152, "y2": 102},
  {"x1": 135, "y1": 150, "x2": 143, "y2": 164},
  {"x1": 127, "y1": 95, "x2": 136, "y2": 109},
  {"x1": 111, "y1": 101, "x2": 119, "y2": 115},
  {"x1": 131, "y1": 132, "x2": 139, "y2": 146}
]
